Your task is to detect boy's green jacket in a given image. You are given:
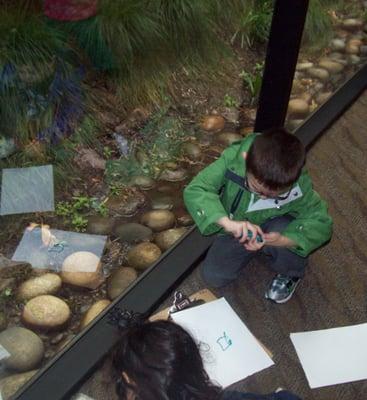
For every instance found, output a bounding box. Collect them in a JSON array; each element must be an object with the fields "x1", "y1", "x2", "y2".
[{"x1": 183, "y1": 134, "x2": 333, "y2": 257}]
